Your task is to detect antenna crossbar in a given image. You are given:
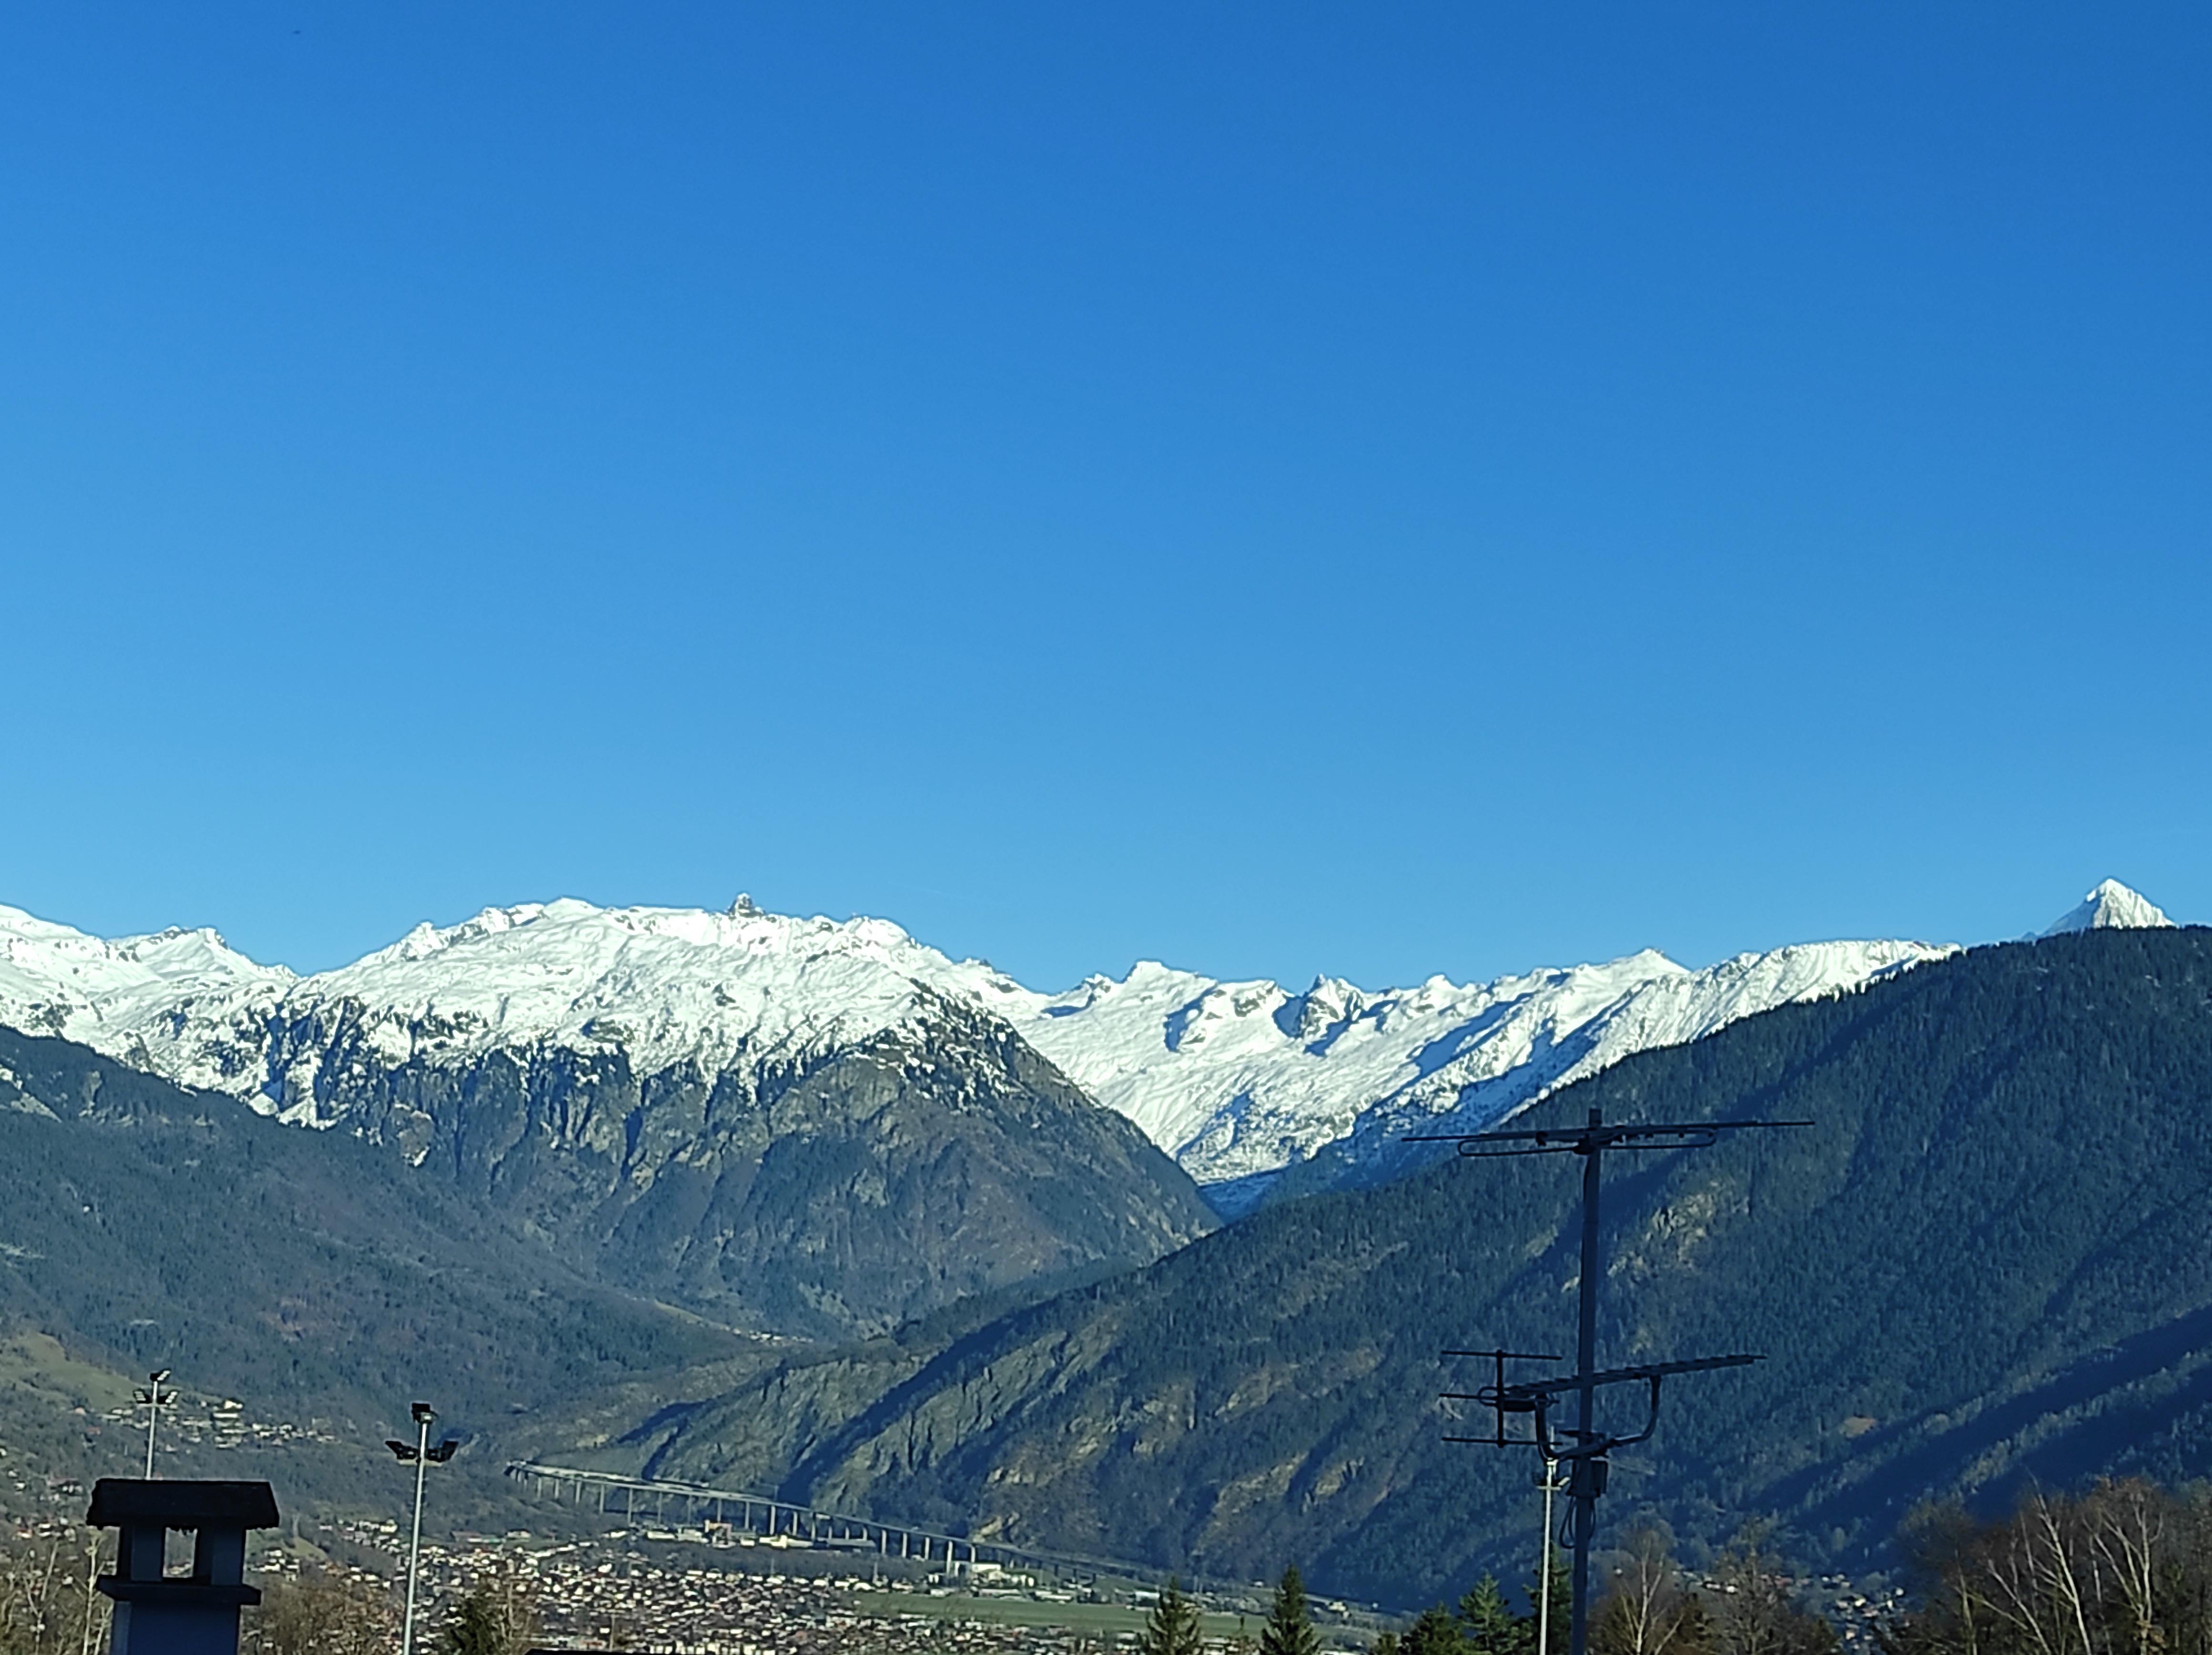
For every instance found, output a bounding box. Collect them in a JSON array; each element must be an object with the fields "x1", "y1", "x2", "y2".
[
  {"x1": 1406, "y1": 1117, "x2": 1808, "y2": 1155},
  {"x1": 1483, "y1": 1352, "x2": 1761, "y2": 1401}
]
